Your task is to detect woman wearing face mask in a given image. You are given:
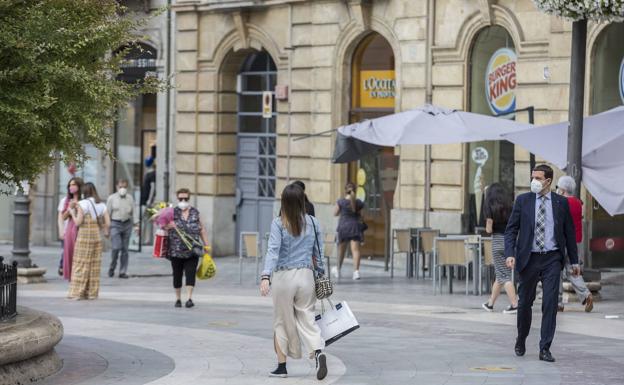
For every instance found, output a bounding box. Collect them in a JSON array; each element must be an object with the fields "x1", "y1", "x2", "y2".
[
  {"x1": 57, "y1": 177, "x2": 84, "y2": 280},
  {"x1": 167, "y1": 188, "x2": 209, "y2": 308}
]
